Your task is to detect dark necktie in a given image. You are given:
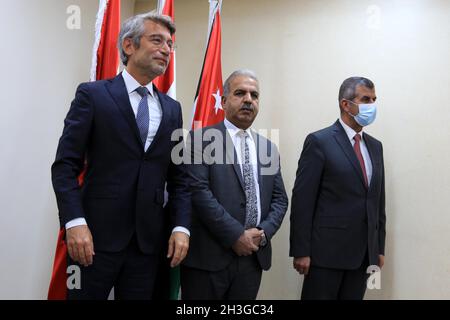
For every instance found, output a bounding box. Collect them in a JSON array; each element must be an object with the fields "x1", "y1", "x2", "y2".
[
  {"x1": 239, "y1": 130, "x2": 258, "y2": 228},
  {"x1": 135, "y1": 87, "x2": 150, "y2": 148},
  {"x1": 353, "y1": 133, "x2": 368, "y2": 187}
]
